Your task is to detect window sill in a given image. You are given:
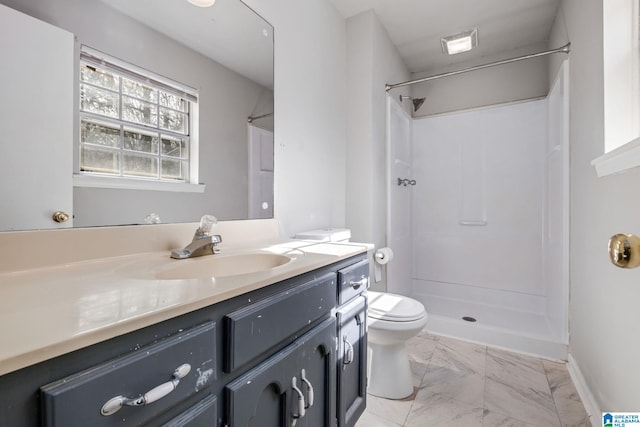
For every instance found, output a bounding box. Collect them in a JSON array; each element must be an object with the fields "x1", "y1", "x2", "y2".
[
  {"x1": 73, "y1": 174, "x2": 206, "y2": 193},
  {"x1": 591, "y1": 136, "x2": 640, "y2": 177}
]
